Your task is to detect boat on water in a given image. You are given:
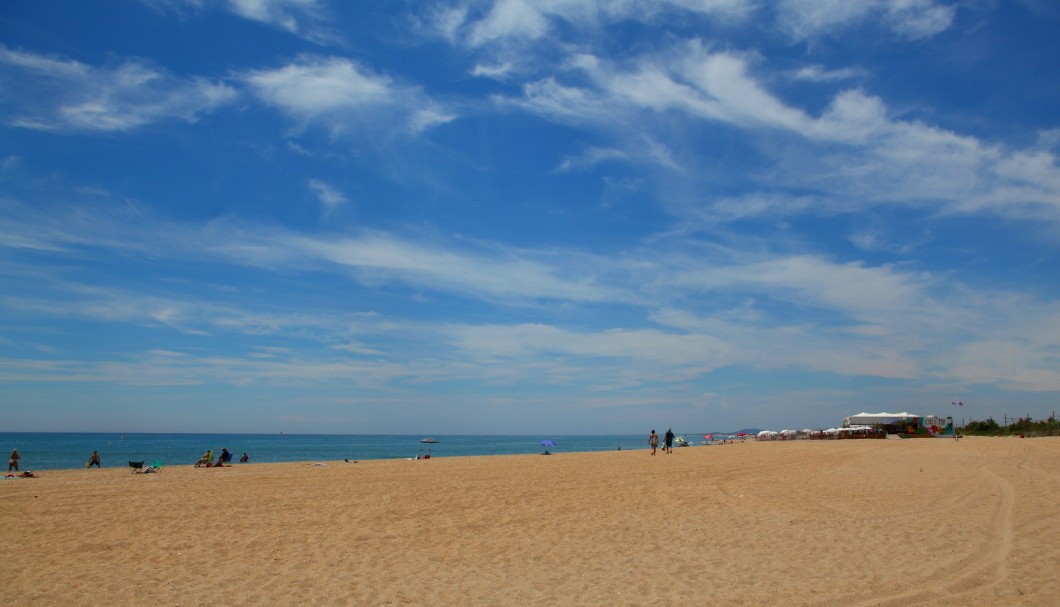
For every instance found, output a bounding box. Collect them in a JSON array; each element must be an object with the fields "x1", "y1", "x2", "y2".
[
  {"x1": 673, "y1": 435, "x2": 690, "y2": 447},
  {"x1": 419, "y1": 437, "x2": 439, "y2": 443}
]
